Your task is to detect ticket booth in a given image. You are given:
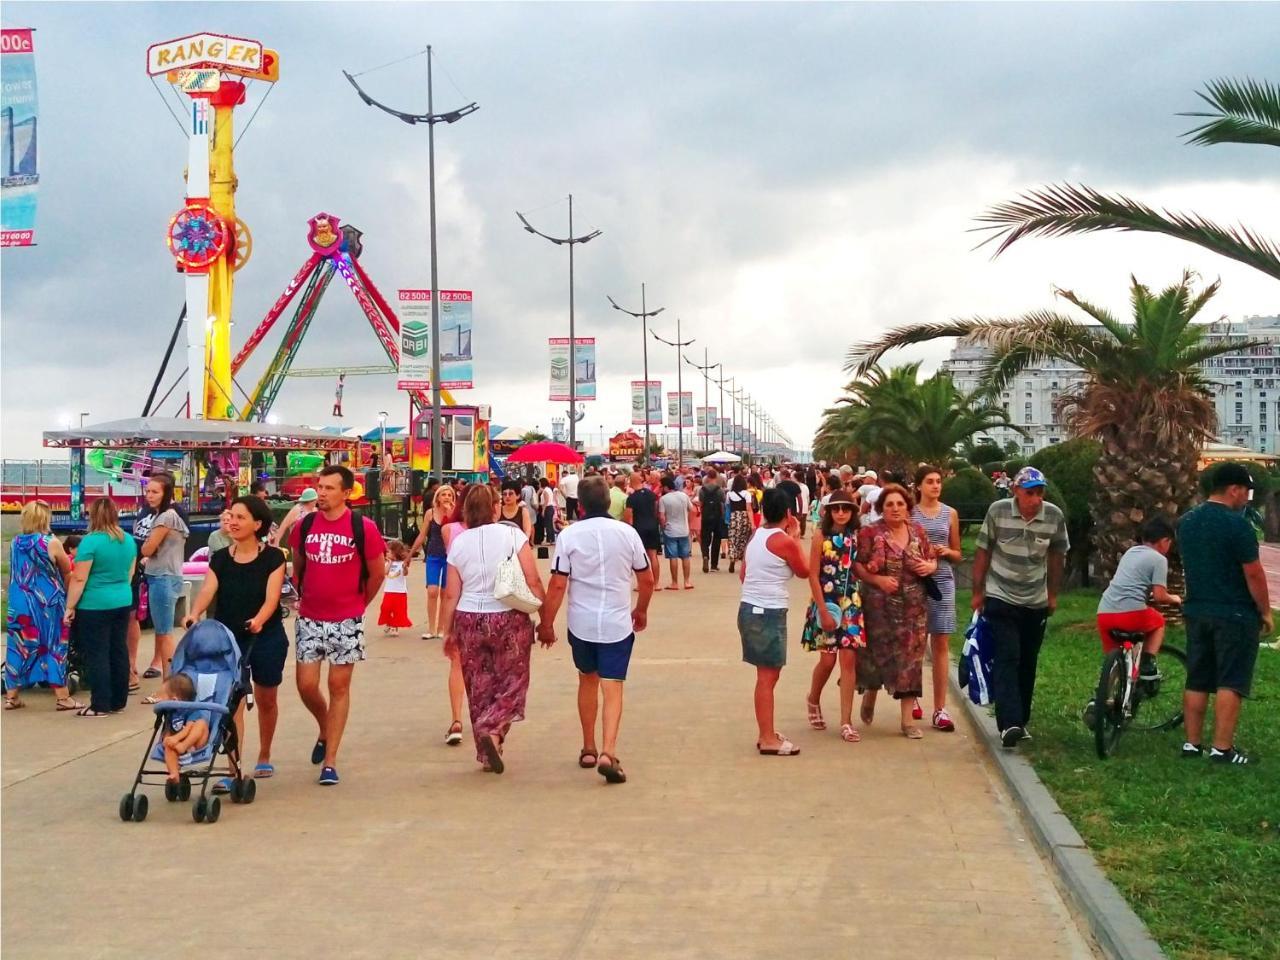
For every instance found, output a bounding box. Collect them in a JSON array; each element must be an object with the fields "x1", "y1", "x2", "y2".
[{"x1": 410, "y1": 404, "x2": 491, "y2": 481}]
